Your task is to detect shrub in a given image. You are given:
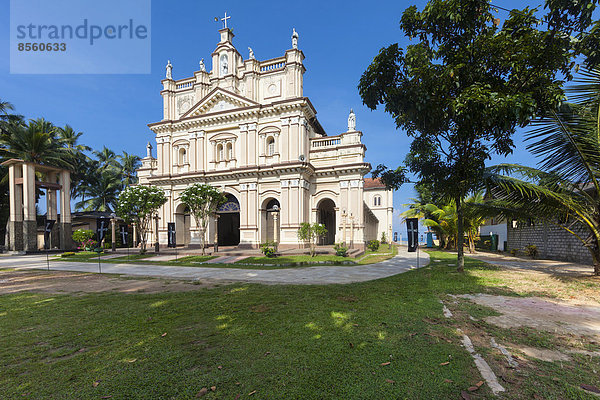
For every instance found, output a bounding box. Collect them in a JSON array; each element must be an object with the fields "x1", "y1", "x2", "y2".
[
  {"x1": 380, "y1": 232, "x2": 387, "y2": 244},
  {"x1": 72, "y1": 229, "x2": 94, "y2": 248},
  {"x1": 524, "y1": 244, "x2": 538, "y2": 259},
  {"x1": 260, "y1": 241, "x2": 277, "y2": 258},
  {"x1": 367, "y1": 239, "x2": 380, "y2": 252},
  {"x1": 60, "y1": 252, "x2": 75, "y2": 257},
  {"x1": 510, "y1": 248, "x2": 519, "y2": 256},
  {"x1": 334, "y1": 242, "x2": 348, "y2": 257}
]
